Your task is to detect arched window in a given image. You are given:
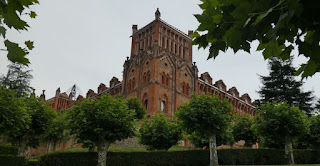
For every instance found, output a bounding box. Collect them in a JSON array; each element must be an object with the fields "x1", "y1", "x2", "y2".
[
  {"x1": 143, "y1": 73, "x2": 146, "y2": 84},
  {"x1": 182, "y1": 82, "x2": 186, "y2": 94},
  {"x1": 143, "y1": 93, "x2": 148, "y2": 111},
  {"x1": 132, "y1": 78, "x2": 135, "y2": 90},
  {"x1": 161, "y1": 95, "x2": 168, "y2": 113},
  {"x1": 162, "y1": 37, "x2": 165, "y2": 48},
  {"x1": 186, "y1": 84, "x2": 190, "y2": 95},
  {"x1": 128, "y1": 79, "x2": 132, "y2": 91},
  {"x1": 161, "y1": 72, "x2": 165, "y2": 85},
  {"x1": 161, "y1": 101, "x2": 166, "y2": 112},
  {"x1": 147, "y1": 71, "x2": 151, "y2": 82},
  {"x1": 166, "y1": 74, "x2": 170, "y2": 86}
]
